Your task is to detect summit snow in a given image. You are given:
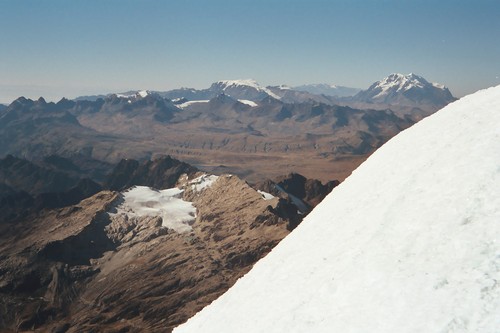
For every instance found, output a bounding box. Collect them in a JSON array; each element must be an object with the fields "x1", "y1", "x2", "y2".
[
  {"x1": 352, "y1": 73, "x2": 456, "y2": 108},
  {"x1": 209, "y1": 79, "x2": 282, "y2": 100}
]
